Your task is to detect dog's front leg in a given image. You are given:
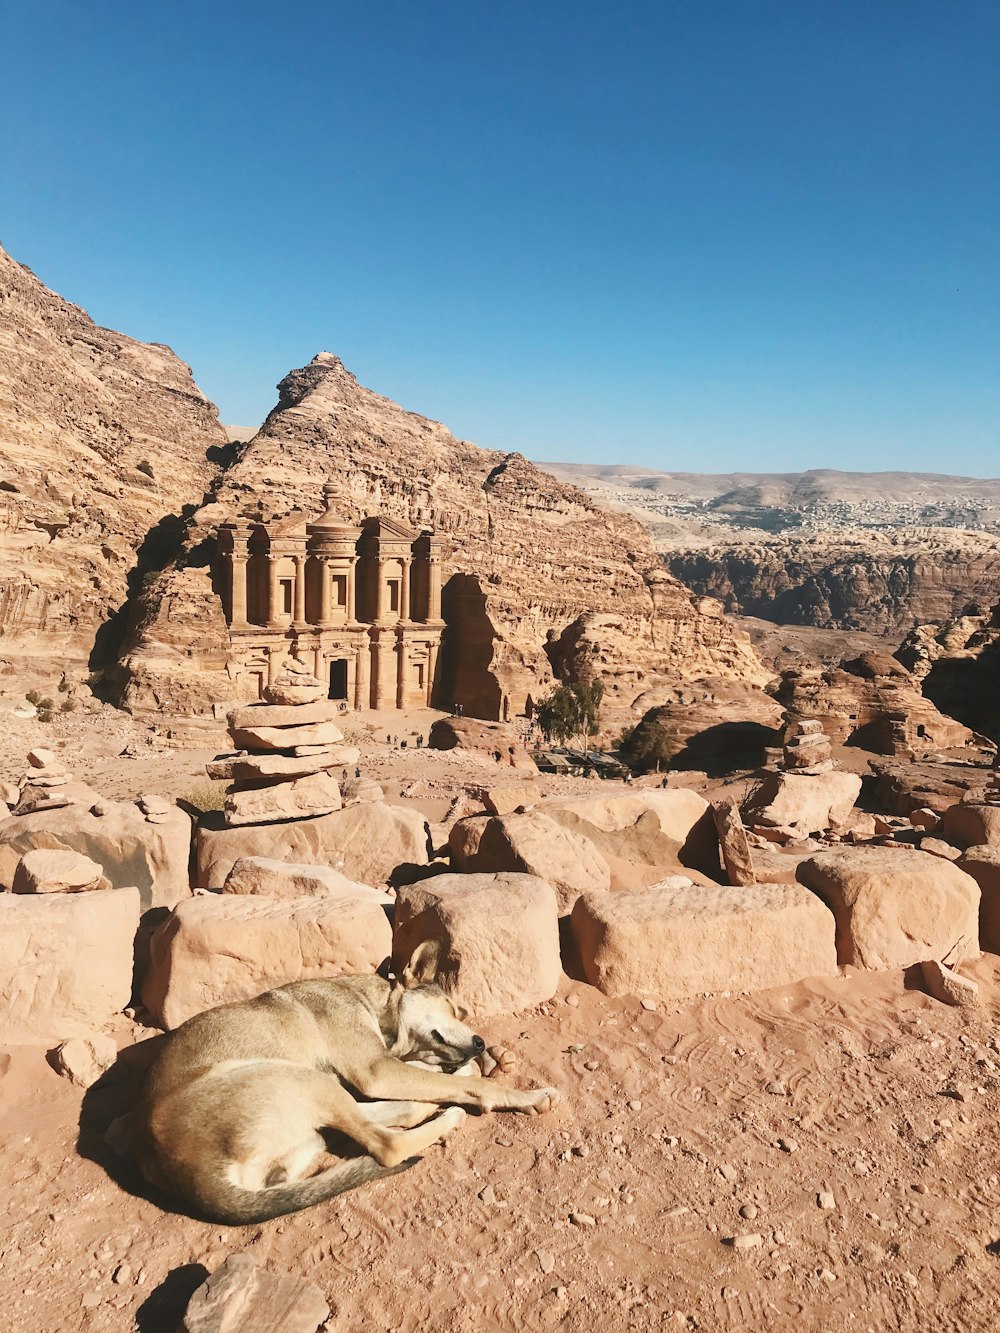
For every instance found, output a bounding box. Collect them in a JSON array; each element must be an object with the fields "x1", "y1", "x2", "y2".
[{"x1": 351, "y1": 1058, "x2": 558, "y2": 1116}]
